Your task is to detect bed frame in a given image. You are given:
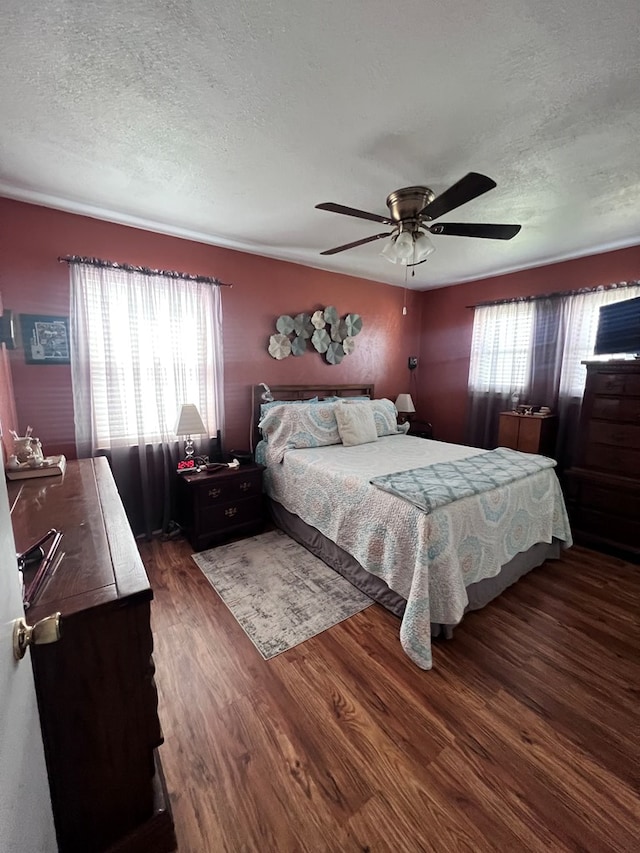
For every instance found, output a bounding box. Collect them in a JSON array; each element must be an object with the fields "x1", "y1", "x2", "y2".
[{"x1": 254, "y1": 383, "x2": 561, "y2": 636}]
